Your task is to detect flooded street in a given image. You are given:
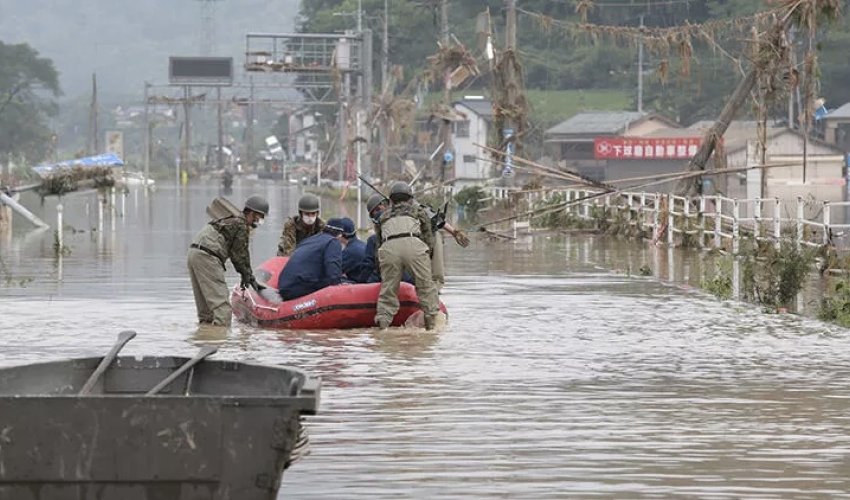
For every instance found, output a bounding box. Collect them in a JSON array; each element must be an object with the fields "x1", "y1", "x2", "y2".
[{"x1": 3, "y1": 181, "x2": 850, "y2": 498}]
